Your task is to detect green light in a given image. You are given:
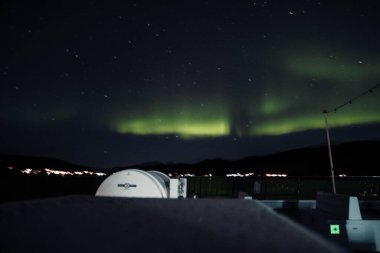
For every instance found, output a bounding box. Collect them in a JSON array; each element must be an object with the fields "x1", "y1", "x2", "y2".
[
  {"x1": 110, "y1": 101, "x2": 230, "y2": 139},
  {"x1": 107, "y1": 86, "x2": 380, "y2": 138},
  {"x1": 115, "y1": 118, "x2": 229, "y2": 139},
  {"x1": 252, "y1": 115, "x2": 324, "y2": 136},
  {"x1": 327, "y1": 108, "x2": 380, "y2": 127},
  {"x1": 284, "y1": 48, "x2": 380, "y2": 81},
  {"x1": 330, "y1": 224, "x2": 340, "y2": 235},
  {"x1": 260, "y1": 95, "x2": 289, "y2": 115},
  {"x1": 252, "y1": 109, "x2": 380, "y2": 136}
]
